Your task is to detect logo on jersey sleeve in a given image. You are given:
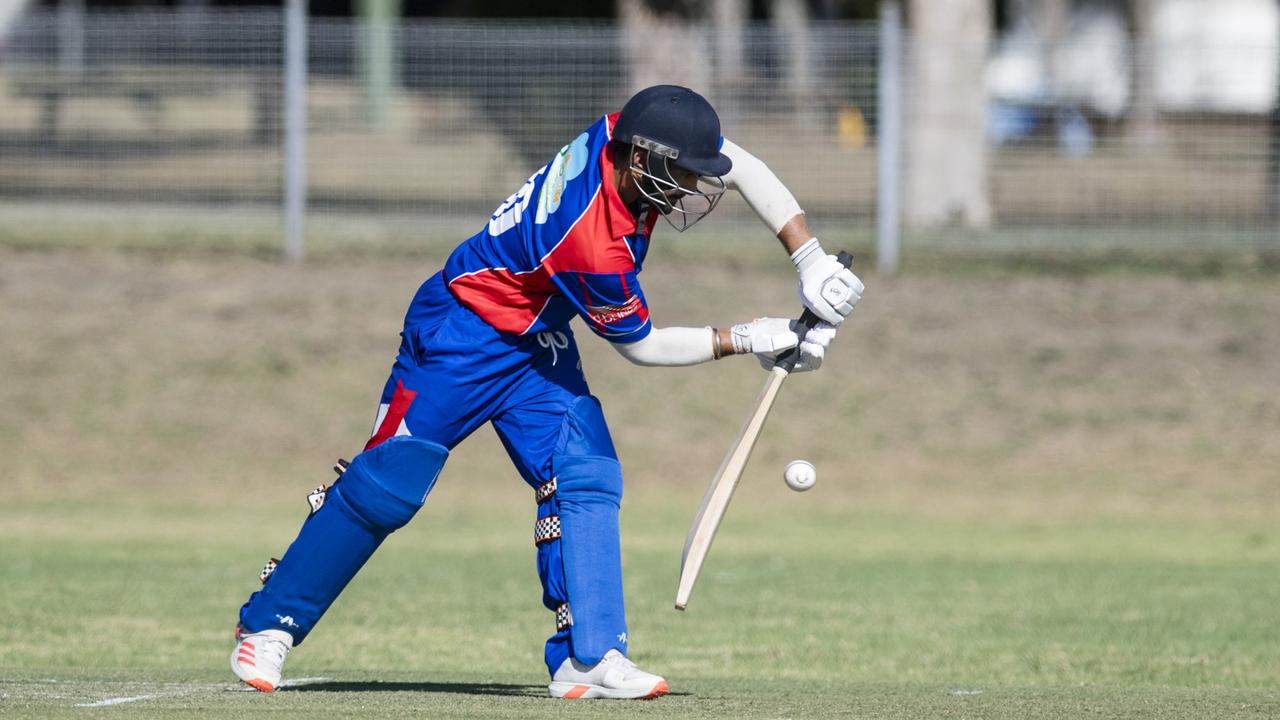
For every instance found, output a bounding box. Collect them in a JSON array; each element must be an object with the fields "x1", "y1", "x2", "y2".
[
  {"x1": 586, "y1": 295, "x2": 642, "y2": 325},
  {"x1": 536, "y1": 132, "x2": 591, "y2": 224}
]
